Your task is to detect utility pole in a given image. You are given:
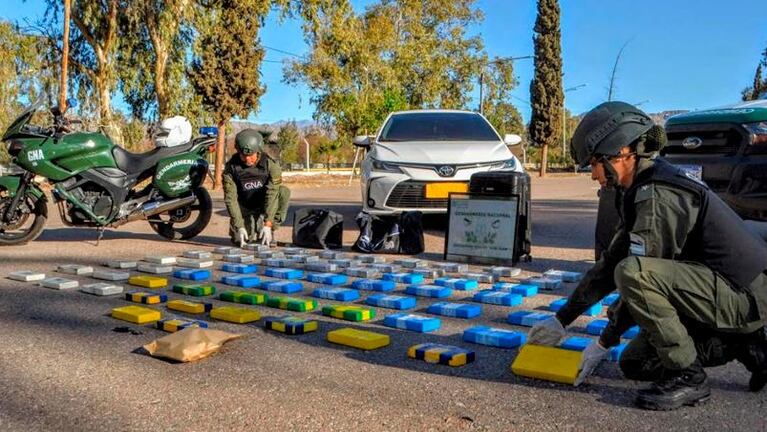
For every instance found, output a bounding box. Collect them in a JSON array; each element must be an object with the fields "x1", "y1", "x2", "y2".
[
  {"x1": 478, "y1": 55, "x2": 533, "y2": 113},
  {"x1": 59, "y1": 0, "x2": 71, "y2": 111},
  {"x1": 562, "y1": 84, "x2": 587, "y2": 156}
]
